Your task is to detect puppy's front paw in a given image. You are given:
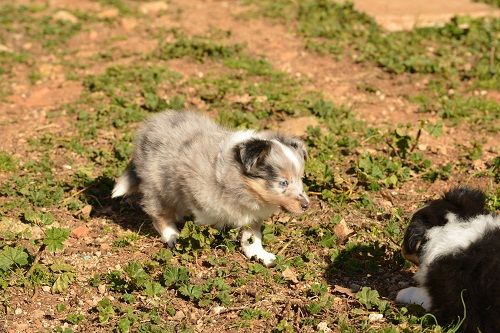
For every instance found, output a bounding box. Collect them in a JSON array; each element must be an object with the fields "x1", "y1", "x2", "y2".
[
  {"x1": 243, "y1": 246, "x2": 276, "y2": 267},
  {"x1": 396, "y1": 286, "x2": 431, "y2": 310},
  {"x1": 258, "y1": 251, "x2": 276, "y2": 267},
  {"x1": 160, "y1": 229, "x2": 180, "y2": 248}
]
